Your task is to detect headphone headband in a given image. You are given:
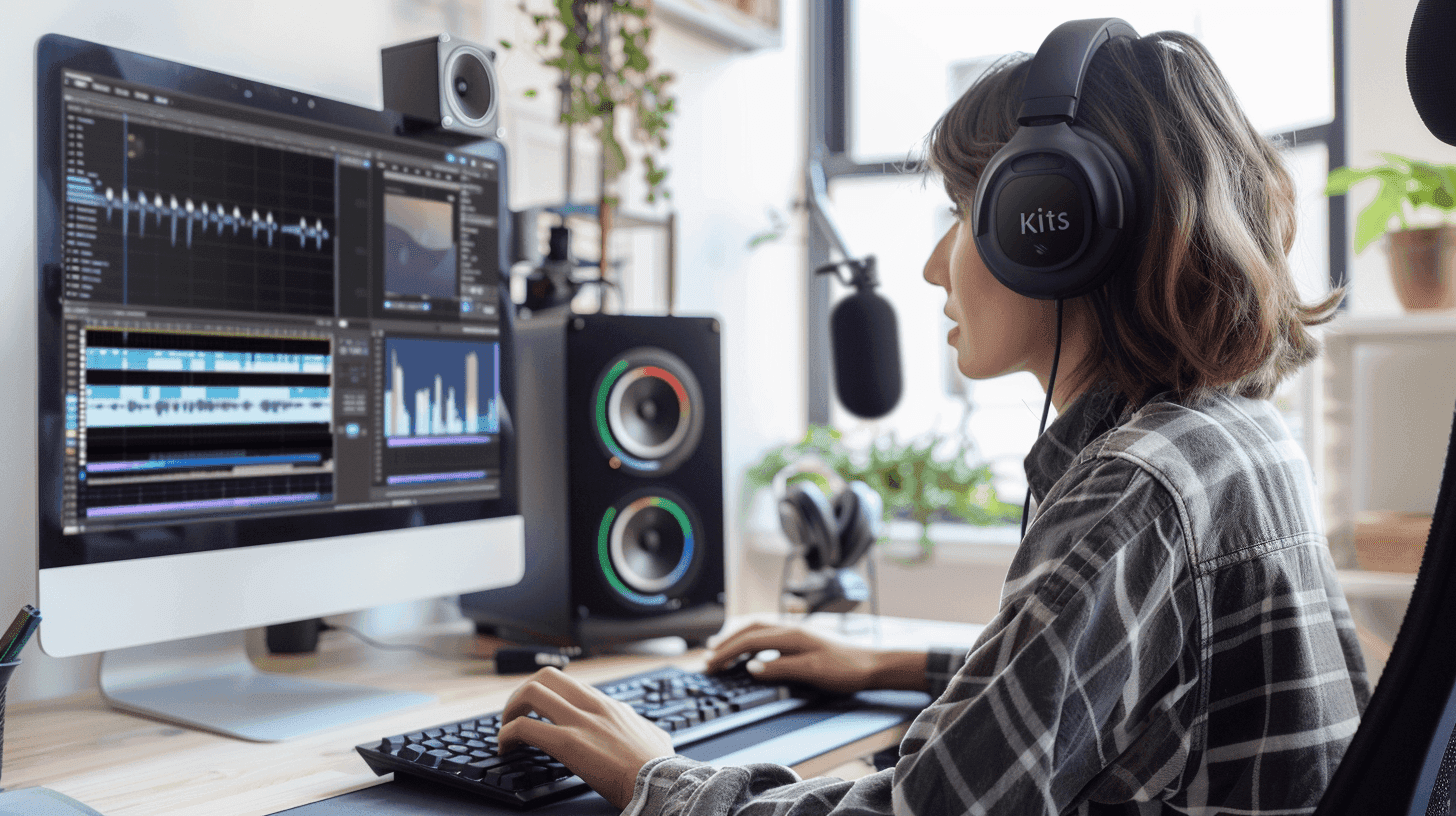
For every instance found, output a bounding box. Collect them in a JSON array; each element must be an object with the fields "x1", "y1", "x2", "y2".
[
  {"x1": 1019, "y1": 18, "x2": 1139, "y2": 125},
  {"x1": 771, "y1": 455, "x2": 847, "y2": 500}
]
